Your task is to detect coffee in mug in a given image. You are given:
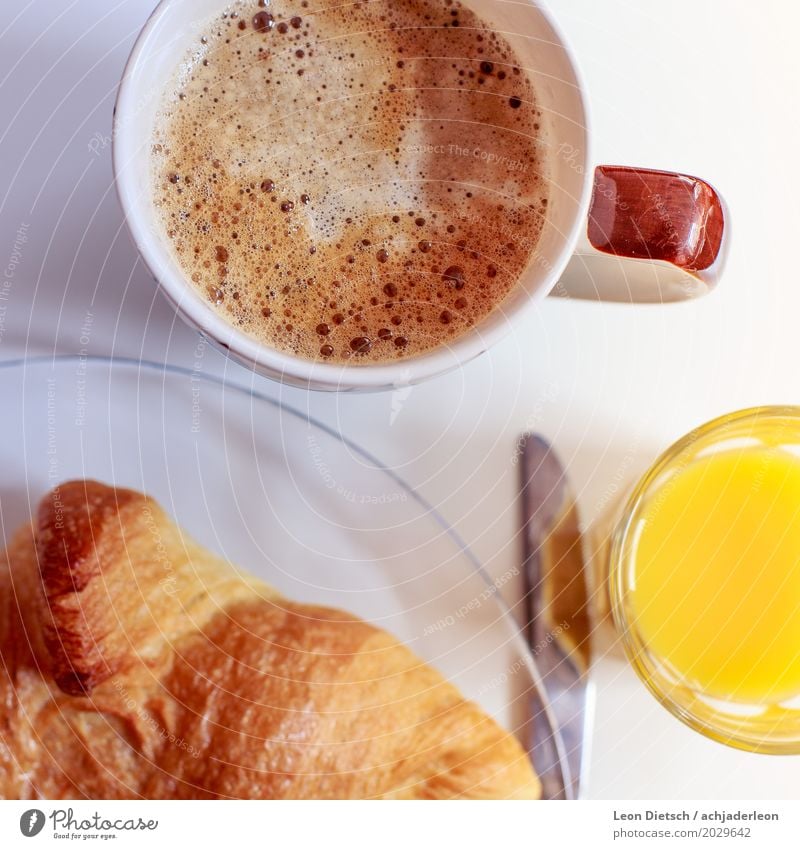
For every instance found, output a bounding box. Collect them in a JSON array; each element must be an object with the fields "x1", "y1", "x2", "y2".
[{"x1": 151, "y1": 0, "x2": 549, "y2": 363}]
